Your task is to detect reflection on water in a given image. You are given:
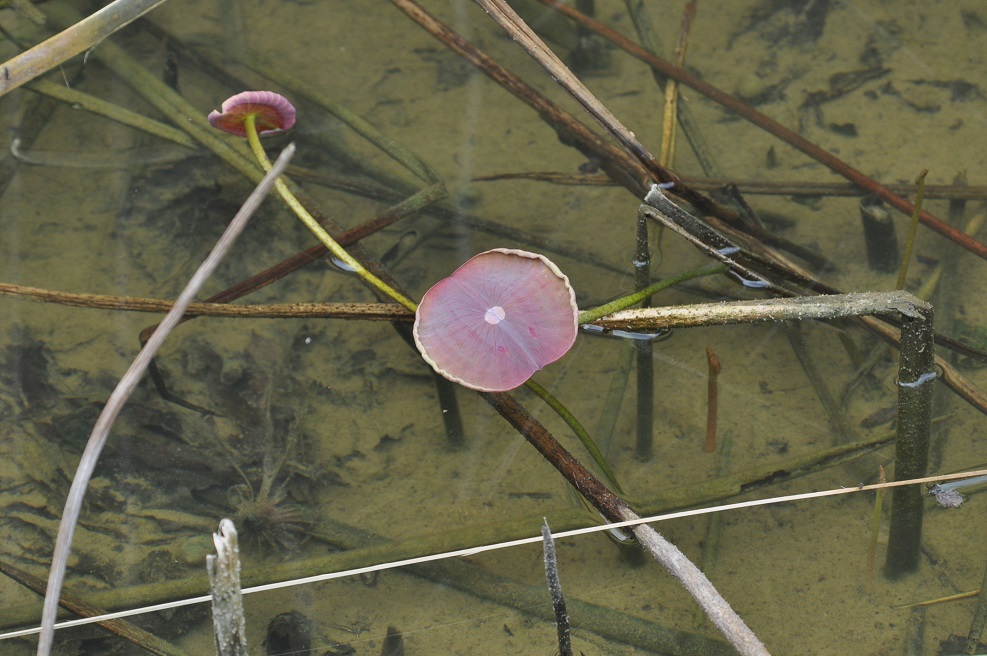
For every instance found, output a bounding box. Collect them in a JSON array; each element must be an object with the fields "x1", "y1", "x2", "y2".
[{"x1": 2, "y1": 1, "x2": 987, "y2": 654}]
